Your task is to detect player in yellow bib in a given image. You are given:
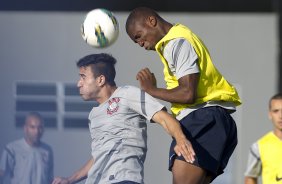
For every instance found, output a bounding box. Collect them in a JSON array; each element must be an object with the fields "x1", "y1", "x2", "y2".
[
  {"x1": 126, "y1": 7, "x2": 241, "y2": 184},
  {"x1": 245, "y1": 93, "x2": 282, "y2": 184}
]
